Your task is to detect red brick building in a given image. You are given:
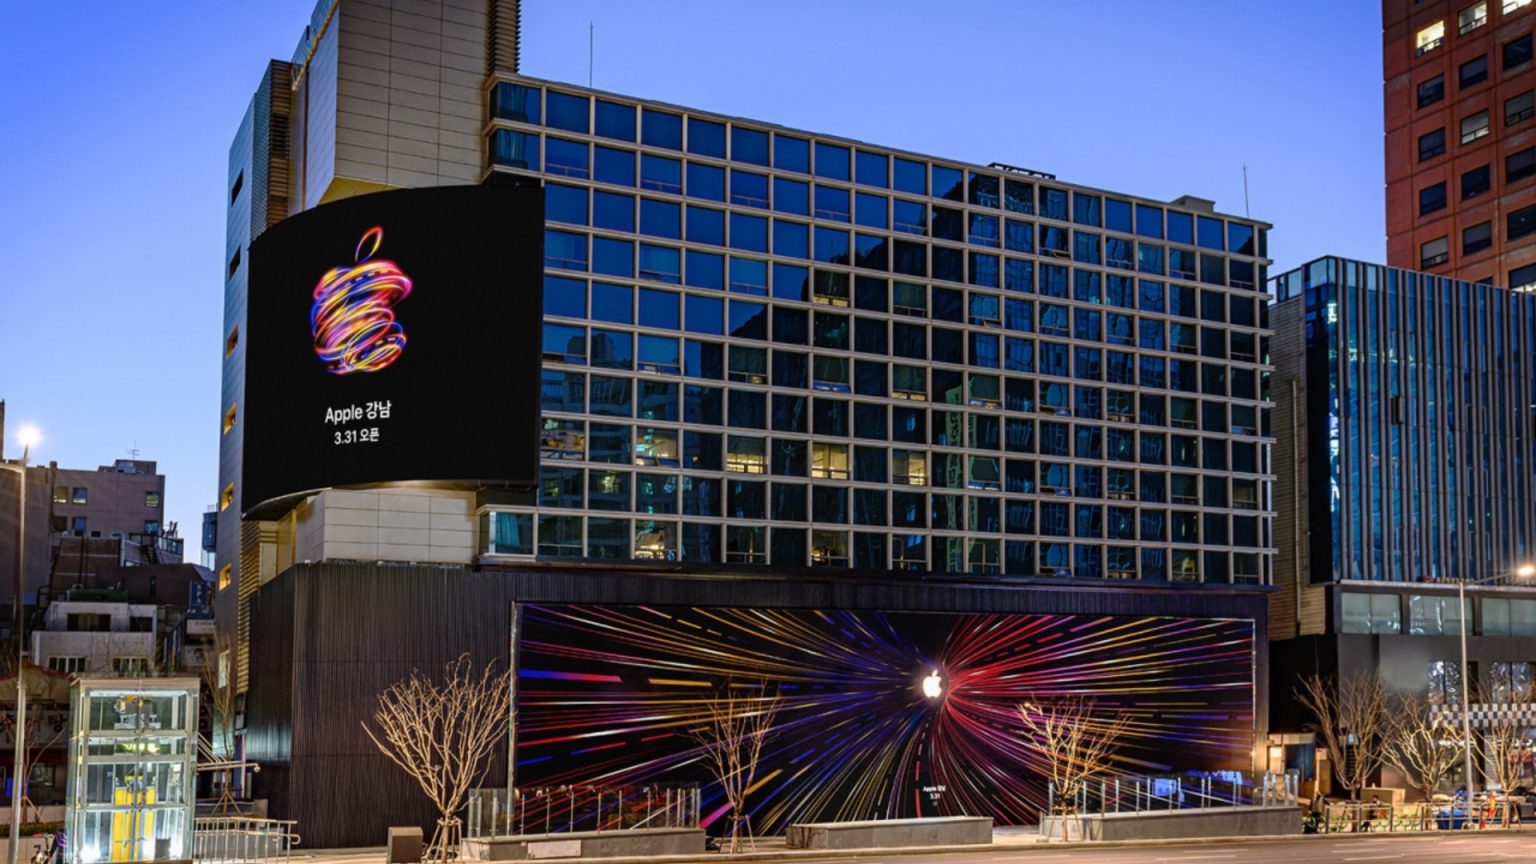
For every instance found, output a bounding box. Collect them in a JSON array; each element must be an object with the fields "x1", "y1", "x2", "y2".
[{"x1": 1385, "y1": 0, "x2": 1536, "y2": 286}]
